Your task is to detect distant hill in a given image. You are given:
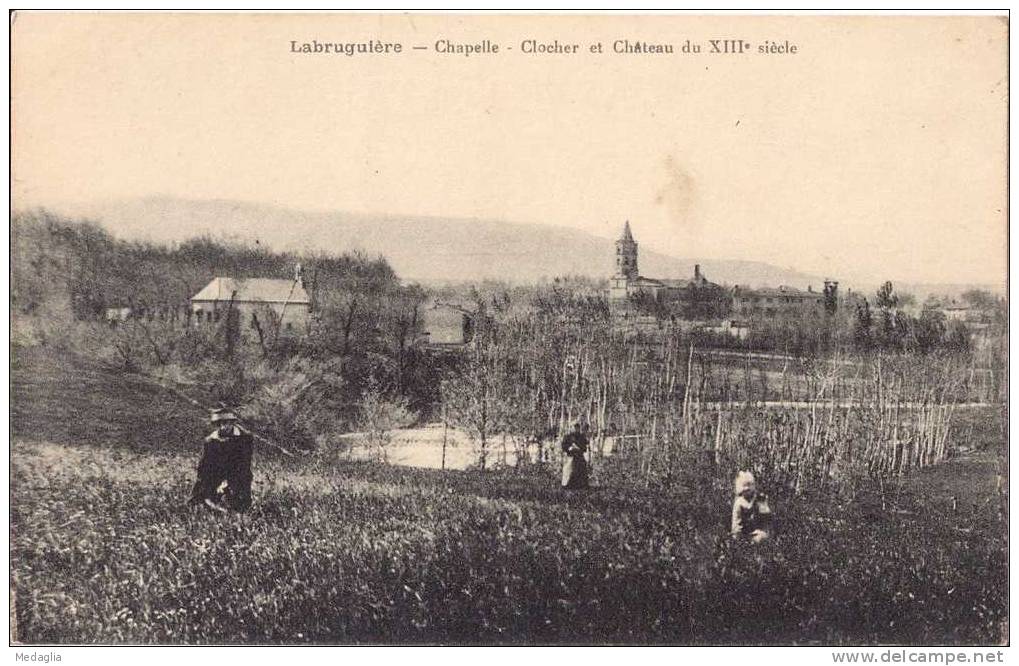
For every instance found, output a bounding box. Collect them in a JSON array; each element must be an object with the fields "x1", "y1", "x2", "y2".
[{"x1": 36, "y1": 196, "x2": 996, "y2": 296}]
